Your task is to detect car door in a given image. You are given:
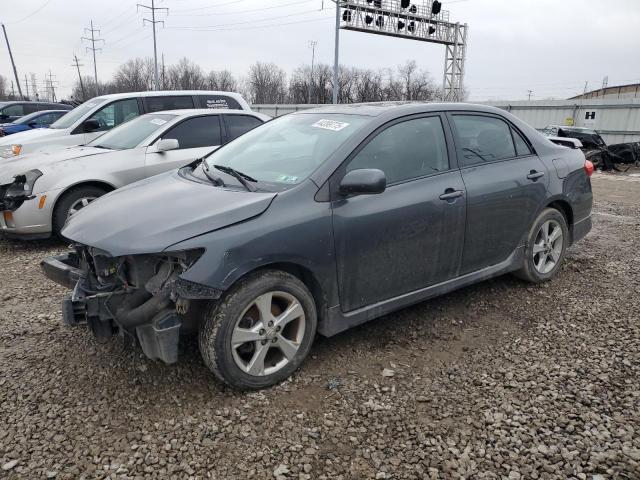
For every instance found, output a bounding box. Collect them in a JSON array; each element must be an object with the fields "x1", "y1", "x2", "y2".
[
  {"x1": 145, "y1": 115, "x2": 222, "y2": 177},
  {"x1": 448, "y1": 113, "x2": 549, "y2": 274},
  {"x1": 330, "y1": 114, "x2": 466, "y2": 312}
]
